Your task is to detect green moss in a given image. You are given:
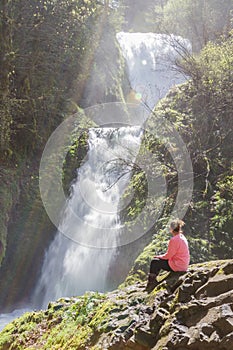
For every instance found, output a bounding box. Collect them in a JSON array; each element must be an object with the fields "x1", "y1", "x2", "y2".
[
  {"x1": 90, "y1": 345, "x2": 103, "y2": 350},
  {"x1": 159, "y1": 316, "x2": 175, "y2": 339},
  {"x1": 62, "y1": 112, "x2": 95, "y2": 196},
  {"x1": 0, "y1": 294, "x2": 107, "y2": 350},
  {"x1": 169, "y1": 290, "x2": 180, "y2": 313},
  {"x1": 147, "y1": 285, "x2": 166, "y2": 304},
  {"x1": 89, "y1": 301, "x2": 115, "y2": 331},
  {"x1": 190, "y1": 259, "x2": 227, "y2": 270},
  {"x1": 0, "y1": 311, "x2": 44, "y2": 350},
  {"x1": 216, "y1": 267, "x2": 225, "y2": 275},
  {"x1": 0, "y1": 326, "x2": 13, "y2": 349},
  {"x1": 39, "y1": 321, "x2": 92, "y2": 349}
]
